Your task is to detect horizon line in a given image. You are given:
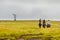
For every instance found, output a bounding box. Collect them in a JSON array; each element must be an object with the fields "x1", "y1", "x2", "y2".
[{"x1": 0, "y1": 19, "x2": 59, "y2": 21}]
